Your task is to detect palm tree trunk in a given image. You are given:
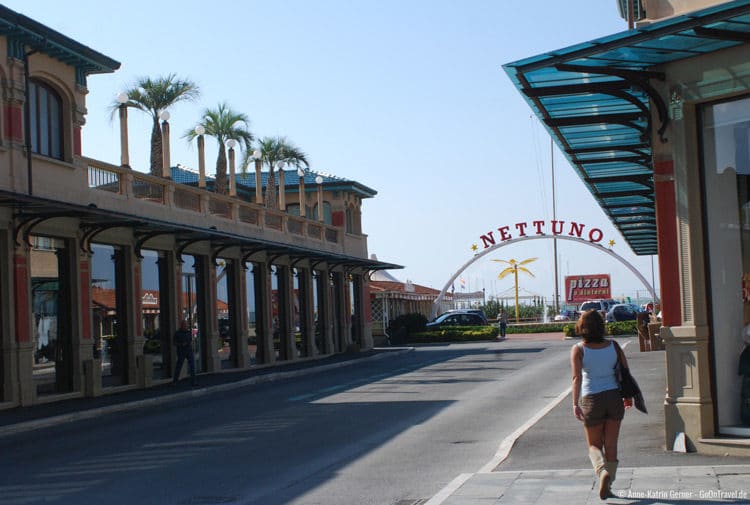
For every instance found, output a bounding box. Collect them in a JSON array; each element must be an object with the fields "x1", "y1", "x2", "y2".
[
  {"x1": 150, "y1": 118, "x2": 163, "y2": 177},
  {"x1": 266, "y1": 166, "x2": 277, "y2": 209},
  {"x1": 215, "y1": 144, "x2": 227, "y2": 195}
]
